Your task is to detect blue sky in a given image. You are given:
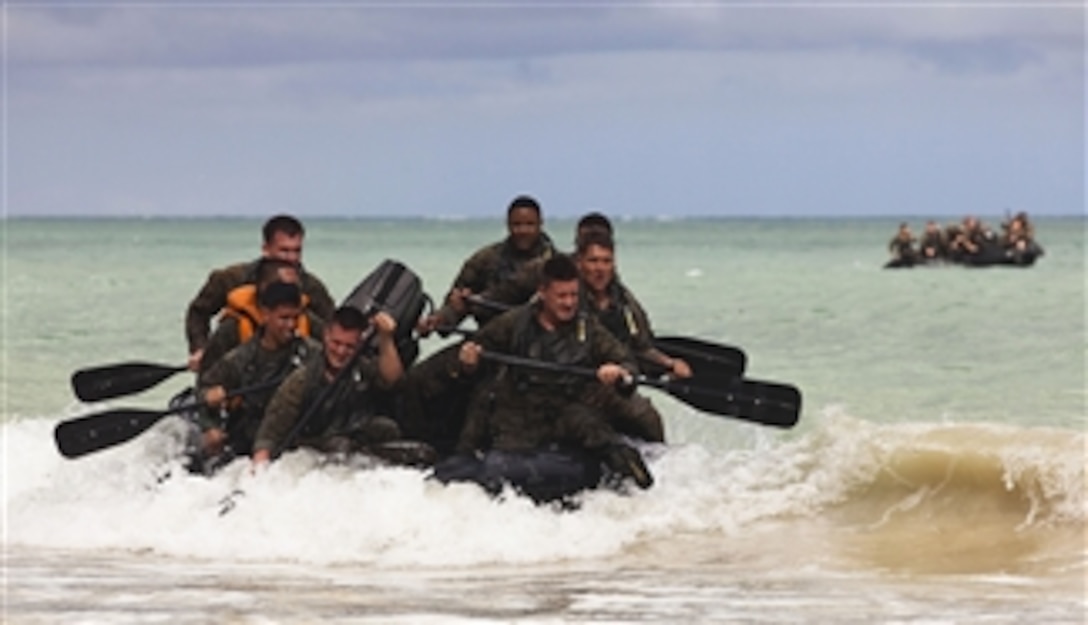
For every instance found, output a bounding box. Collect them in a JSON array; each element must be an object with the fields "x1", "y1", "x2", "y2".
[{"x1": 4, "y1": 2, "x2": 1084, "y2": 218}]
